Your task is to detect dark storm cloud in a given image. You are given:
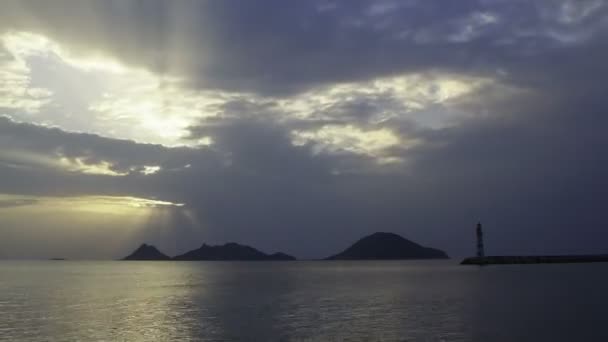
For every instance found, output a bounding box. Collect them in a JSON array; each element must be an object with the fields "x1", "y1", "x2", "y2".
[
  {"x1": 2, "y1": 0, "x2": 606, "y2": 95},
  {"x1": 401, "y1": 91, "x2": 608, "y2": 256},
  {"x1": 0, "y1": 116, "x2": 198, "y2": 174},
  {"x1": 0, "y1": 116, "x2": 205, "y2": 202},
  {"x1": 0, "y1": 0, "x2": 607, "y2": 258}
]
